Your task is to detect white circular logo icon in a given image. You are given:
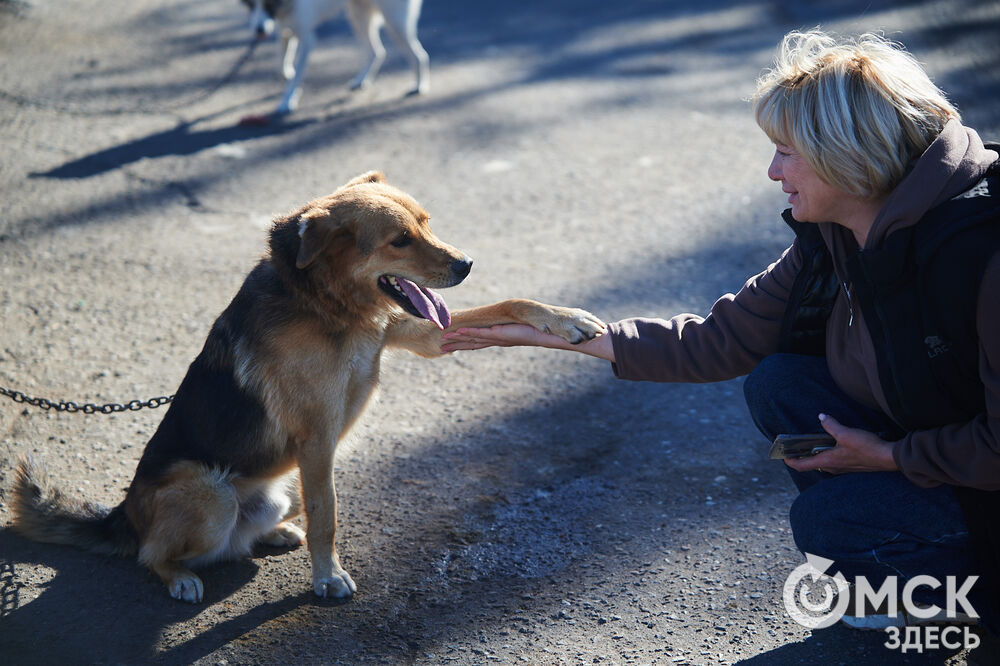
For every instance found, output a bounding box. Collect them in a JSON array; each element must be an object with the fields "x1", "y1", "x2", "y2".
[{"x1": 783, "y1": 553, "x2": 851, "y2": 629}]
